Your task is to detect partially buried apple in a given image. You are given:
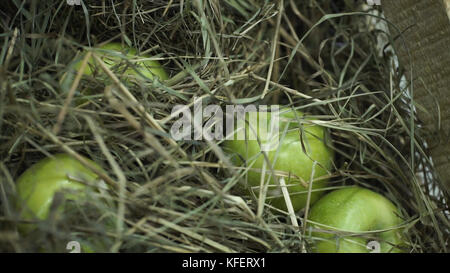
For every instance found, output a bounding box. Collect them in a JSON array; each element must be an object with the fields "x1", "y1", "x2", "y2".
[
  {"x1": 308, "y1": 186, "x2": 405, "y2": 253},
  {"x1": 73, "y1": 42, "x2": 169, "y2": 81},
  {"x1": 16, "y1": 153, "x2": 104, "y2": 221},
  {"x1": 60, "y1": 42, "x2": 169, "y2": 106},
  {"x1": 16, "y1": 153, "x2": 107, "y2": 252},
  {"x1": 223, "y1": 107, "x2": 334, "y2": 212}
]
